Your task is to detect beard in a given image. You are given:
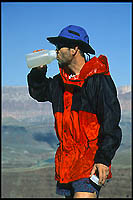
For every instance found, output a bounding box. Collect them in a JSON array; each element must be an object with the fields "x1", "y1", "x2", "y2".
[
  {"x1": 57, "y1": 56, "x2": 73, "y2": 69},
  {"x1": 58, "y1": 61, "x2": 72, "y2": 75},
  {"x1": 58, "y1": 60, "x2": 69, "y2": 68}
]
